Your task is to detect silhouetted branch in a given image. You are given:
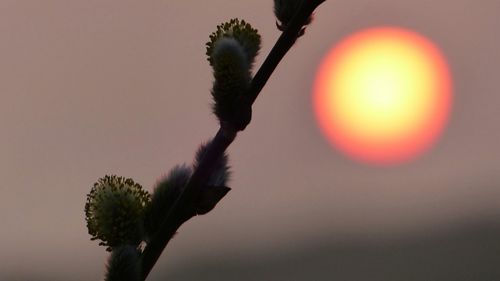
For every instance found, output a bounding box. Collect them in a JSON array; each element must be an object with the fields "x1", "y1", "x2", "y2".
[{"x1": 139, "y1": 1, "x2": 326, "y2": 280}]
